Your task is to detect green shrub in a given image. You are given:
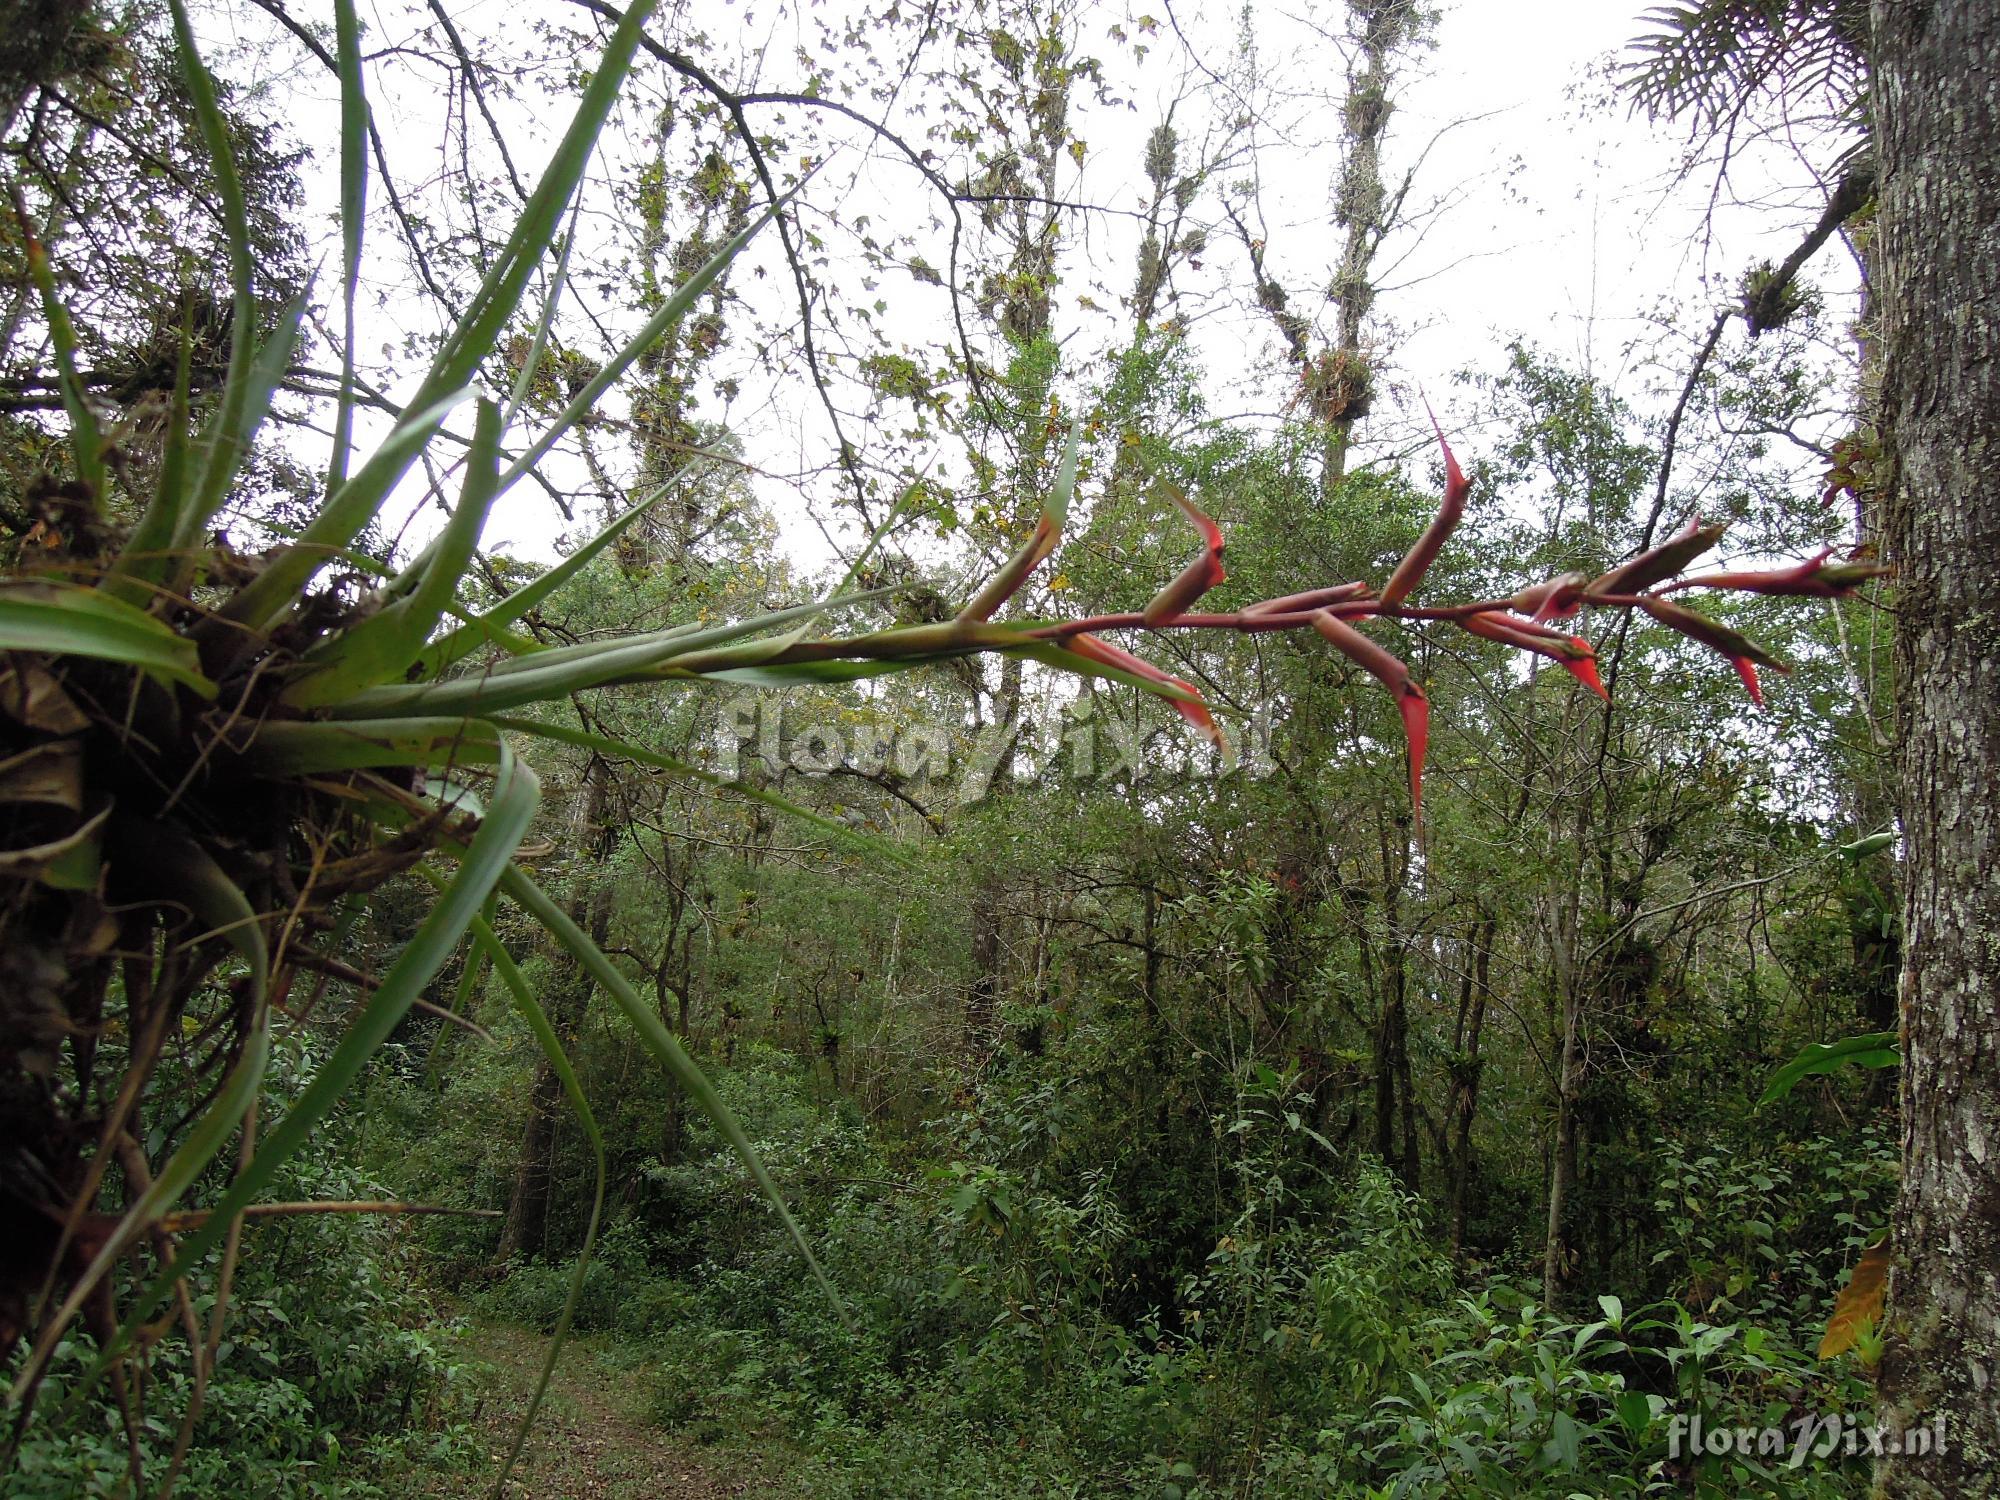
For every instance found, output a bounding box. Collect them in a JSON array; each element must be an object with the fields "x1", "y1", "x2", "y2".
[{"x1": 4, "y1": 1044, "x2": 476, "y2": 1498}]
